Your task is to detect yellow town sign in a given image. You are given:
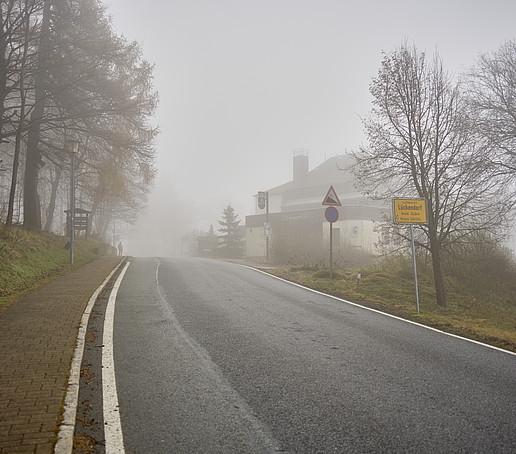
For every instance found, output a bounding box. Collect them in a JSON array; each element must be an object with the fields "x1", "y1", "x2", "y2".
[{"x1": 392, "y1": 198, "x2": 428, "y2": 224}]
